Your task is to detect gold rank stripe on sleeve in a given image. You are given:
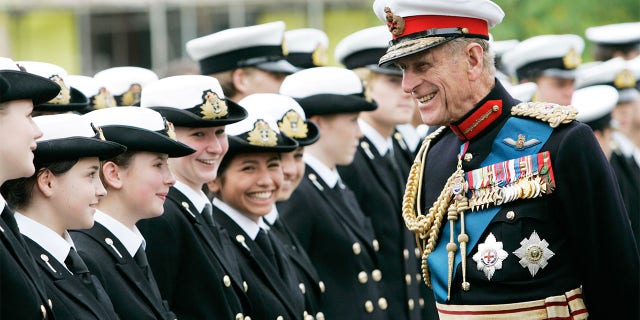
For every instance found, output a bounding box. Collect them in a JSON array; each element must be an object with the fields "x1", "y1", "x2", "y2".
[{"x1": 464, "y1": 151, "x2": 556, "y2": 211}]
